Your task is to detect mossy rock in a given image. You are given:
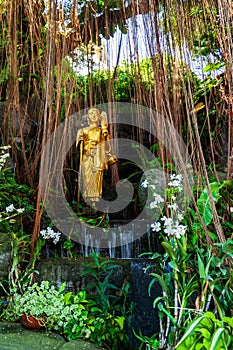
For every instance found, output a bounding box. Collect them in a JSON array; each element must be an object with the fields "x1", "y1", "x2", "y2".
[
  {"x1": 0, "y1": 329, "x2": 64, "y2": 350},
  {"x1": 0, "y1": 322, "x2": 104, "y2": 350},
  {"x1": 60, "y1": 339, "x2": 104, "y2": 349},
  {"x1": 0, "y1": 233, "x2": 11, "y2": 282}
]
